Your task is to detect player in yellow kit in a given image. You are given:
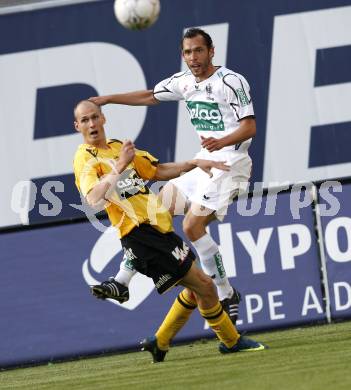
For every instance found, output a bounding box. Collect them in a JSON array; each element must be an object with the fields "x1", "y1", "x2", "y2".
[{"x1": 73, "y1": 100, "x2": 266, "y2": 362}]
